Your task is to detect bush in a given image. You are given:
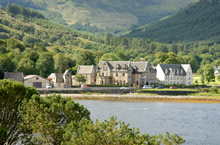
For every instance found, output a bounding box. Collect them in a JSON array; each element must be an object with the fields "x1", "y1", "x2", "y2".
[{"x1": 210, "y1": 86, "x2": 218, "y2": 93}]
